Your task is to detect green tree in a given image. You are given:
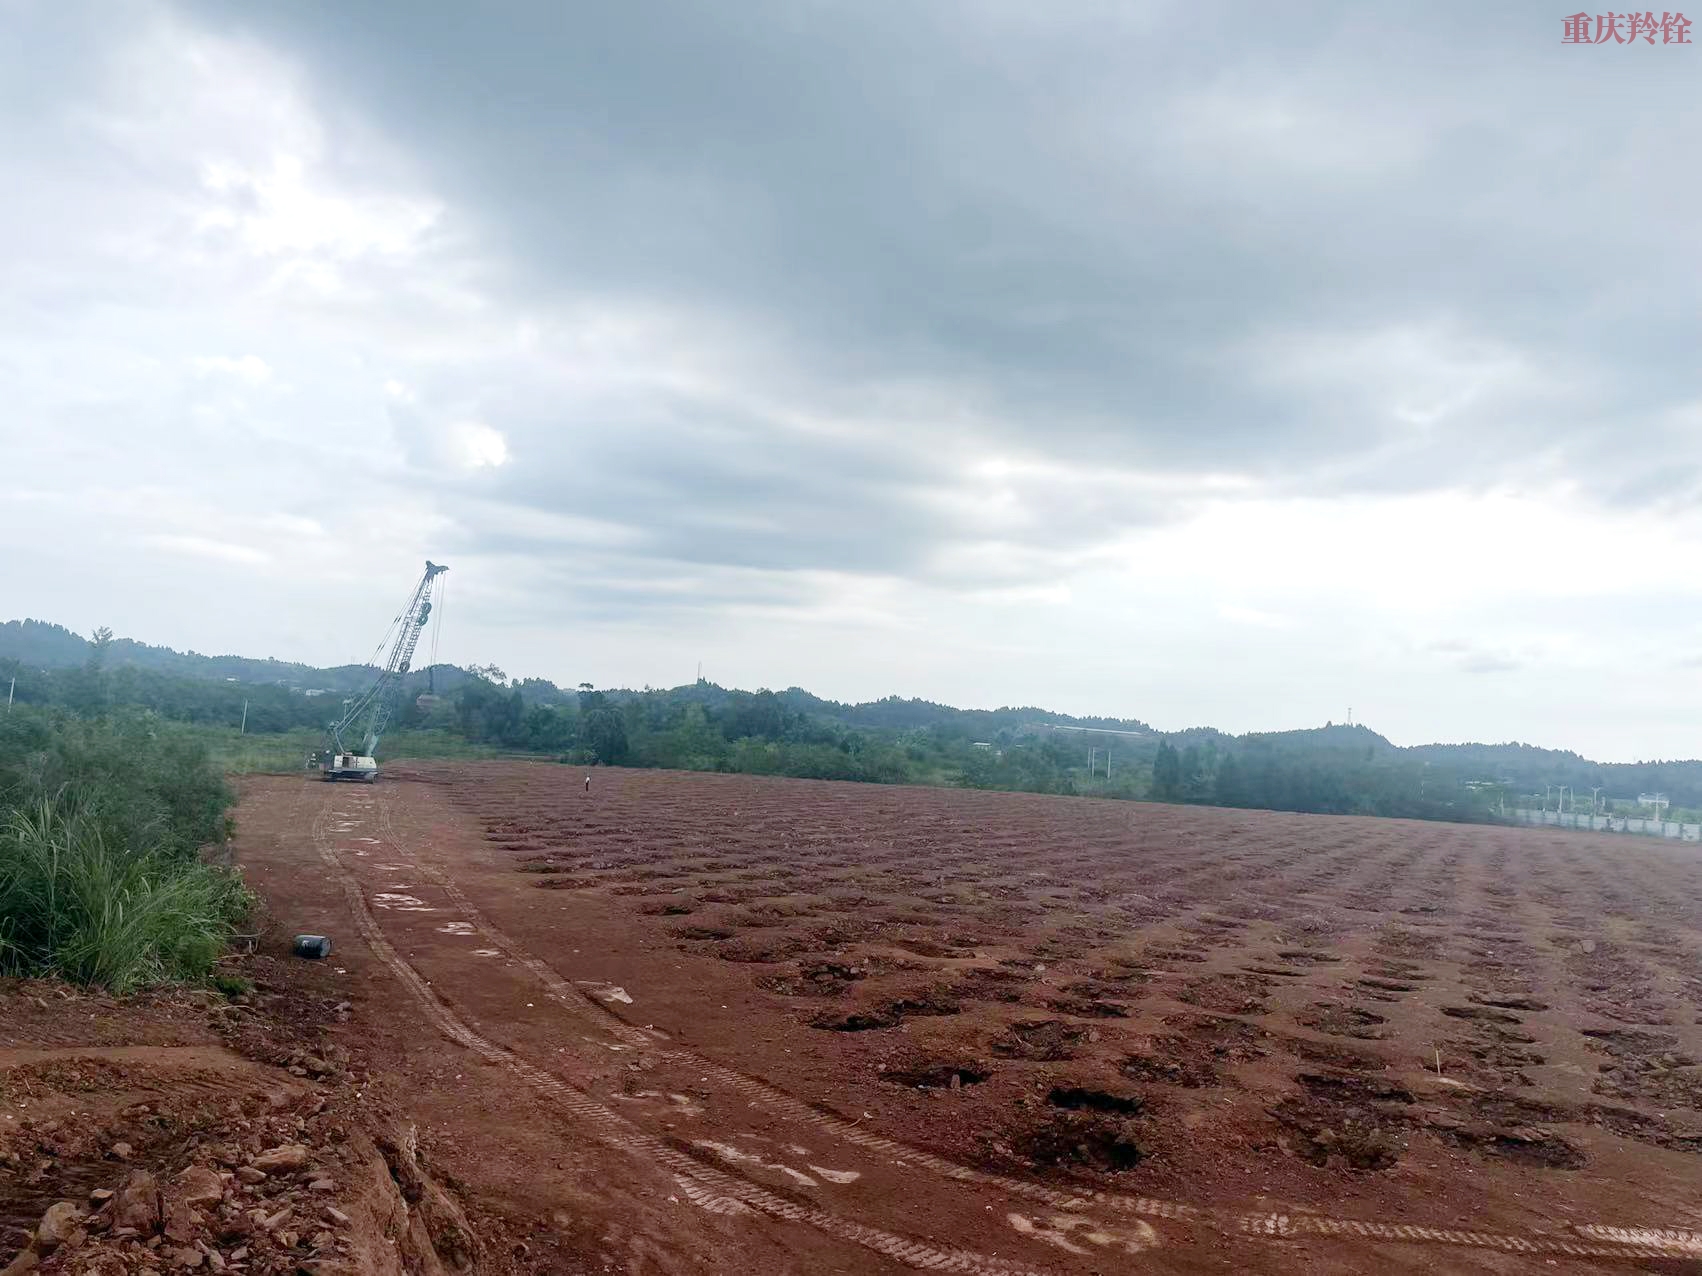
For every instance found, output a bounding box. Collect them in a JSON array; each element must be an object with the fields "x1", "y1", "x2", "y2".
[
  {"x1": 62, "y1": 626, "x2": 113, "y2": 716},
  {"x1": 1215, "y1": 752, "x2": 1245, "y2": 806},
  {"x1": 584, "y1": 706, "x2": 628, "y2": 764},
  {"x1": 1152, "y1": 742, "x2": 1182, "y2": 800}
]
